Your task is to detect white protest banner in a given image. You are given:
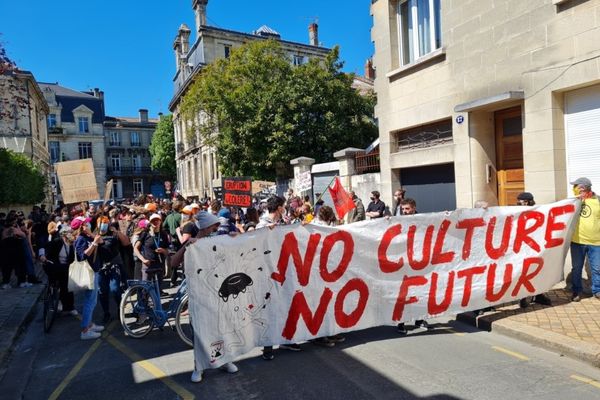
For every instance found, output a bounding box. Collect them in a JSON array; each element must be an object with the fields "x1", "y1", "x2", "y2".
[
  {"x1": 185, "y1": 199, "x2": 579, "y2": 370},
  {"x1": 295, "y1": 170, "x2": 312, "y2": 193}
]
